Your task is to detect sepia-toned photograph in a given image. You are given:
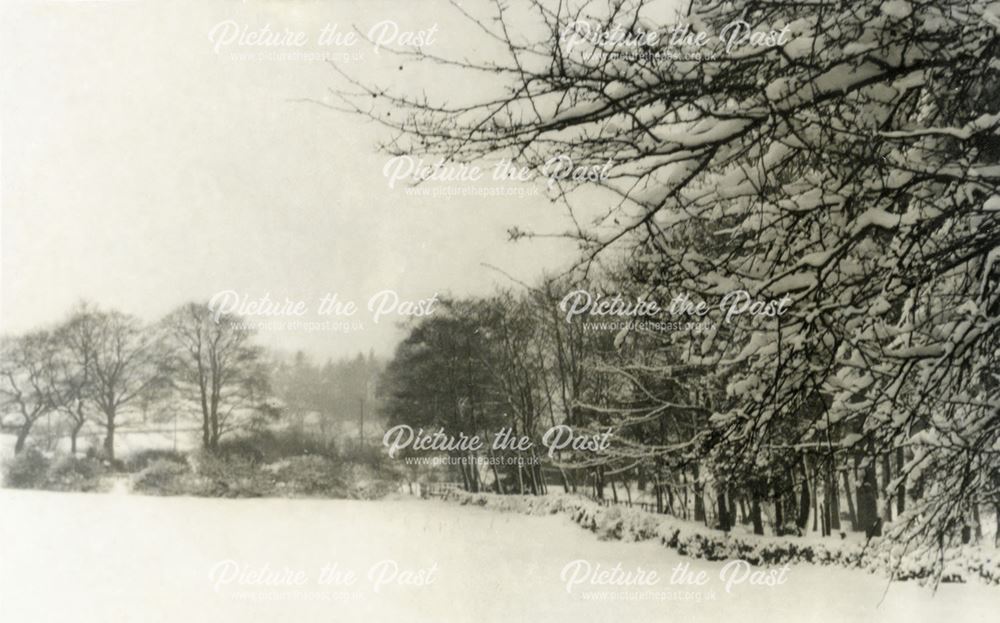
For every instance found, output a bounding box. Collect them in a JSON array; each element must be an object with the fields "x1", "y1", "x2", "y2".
[{"x1": 1, "y1": 1, "x2": 998, "y2": 621}]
